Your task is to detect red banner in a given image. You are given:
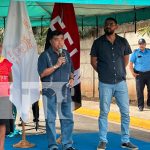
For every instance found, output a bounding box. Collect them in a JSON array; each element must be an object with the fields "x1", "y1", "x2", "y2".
[{"x1": 50, "y1": 3, "x2": 81, "y2": 107}]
